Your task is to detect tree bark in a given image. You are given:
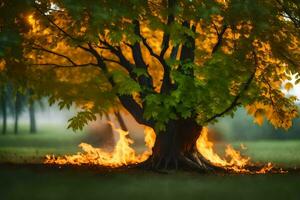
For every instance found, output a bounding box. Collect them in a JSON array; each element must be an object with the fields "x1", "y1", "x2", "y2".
[
  {"x1": 1, "y1": 86, "x2": 7, "y2": 135},
  {"x1": 146, "y1": 118, "x2": 213, "y2": 170}
]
